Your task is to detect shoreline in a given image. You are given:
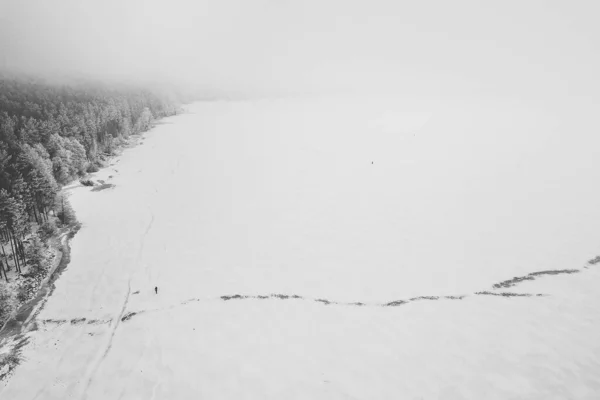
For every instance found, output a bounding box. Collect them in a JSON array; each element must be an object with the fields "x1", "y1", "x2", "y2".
[
  {"x1": 0, "y1": 125, "x2": 160, "y2": 381},
  {"x1": 0, "y1": 223, "x2": 79, "y2": 380},
  {"x1": 0, "y1": 224, "x2": 80, "y2": 337}
]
